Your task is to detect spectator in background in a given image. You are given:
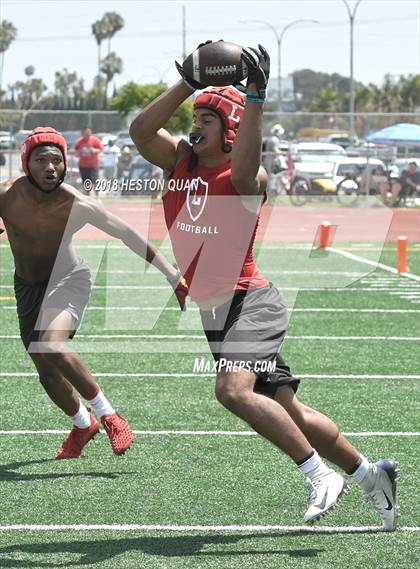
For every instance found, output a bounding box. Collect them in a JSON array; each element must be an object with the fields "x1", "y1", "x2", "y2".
[
  {"x1": 262, "y1": 123, "x2": 287, "y2": 176},
  {"x1": 102, "y1": 139, "x2": 120, "y2": 180},
  {"x1": 74, "y1": 127, "x2": 103, "y2": 197},
  {"x1": 371, "y1": 165, "x2": 390, "y2": 205},
  {"x1": 390, "y1": 162, "x2": 419, "y2": 207},
  {"x1": 117, "y1": 146, "x2": 133, "y2": 179}
]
